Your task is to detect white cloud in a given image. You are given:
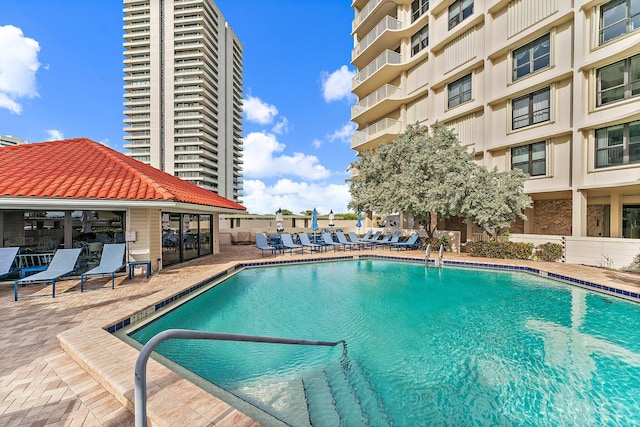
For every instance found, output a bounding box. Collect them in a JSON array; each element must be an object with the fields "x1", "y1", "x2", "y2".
[
  {"x1": 242, "y1": 95, "x2": 278, "y2": 125},
  {"x1": 271, "y1": 117, "x2": 290, "y2": 134},
  {"x1": 321, "y1": 65, "x2": 355, "y2": 102},
  {"x1": 0, "y1": 25, "x2": 40, "y2": 114},
  {"x1": 328, "y1": 122, "x2": 356, "y2": 144},
  {"x1": 243, "y1": 131, "x2": 331, "y2": 180},
  {"x1": 312, "y1": 139, "x2": 322, "y2": 149},
  {"x1": 242, "y1": 178, "x2": 351, "y2": 215},
  {"x1": 45, "y1": 129, "x2": 64, "y2": 141}
]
